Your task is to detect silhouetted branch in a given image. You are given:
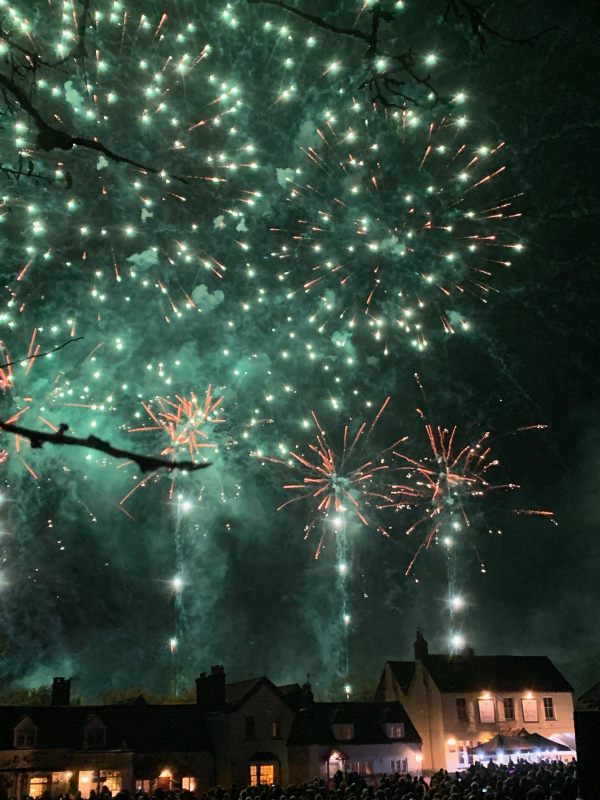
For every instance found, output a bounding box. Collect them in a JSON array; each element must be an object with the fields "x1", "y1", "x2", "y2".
[
  {"x1": 248, "y1": 0, "x2": 557, "y2": 108},
  {"x1": 0, "y1": 69, "x2": 189, "y2": 183},
  {"x1": 444, "y1": 0, "x2": 558, "y2": 51},
  {"x1": 0, "y1": 421, "x2": 211, "y2": 474},
  {"x1": 0, "y1": 337, "x2": 85, "y2": 371}
]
